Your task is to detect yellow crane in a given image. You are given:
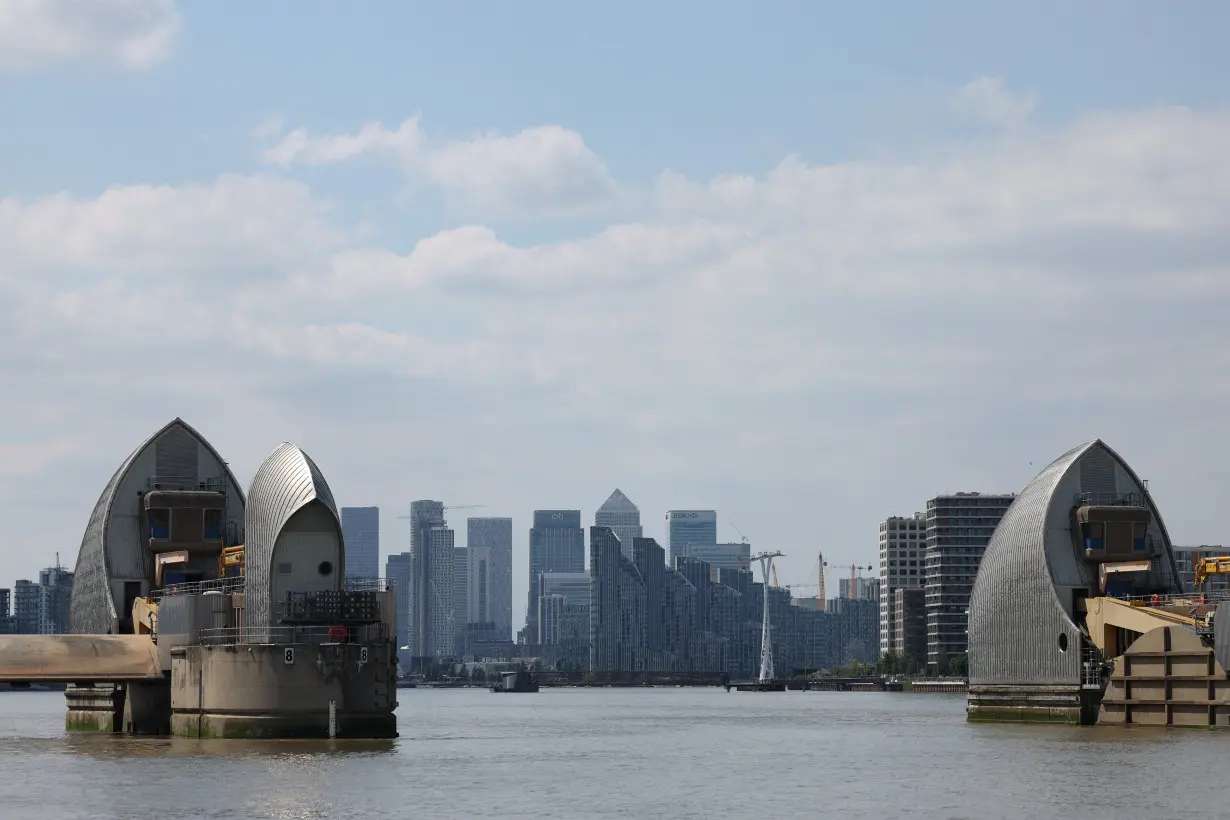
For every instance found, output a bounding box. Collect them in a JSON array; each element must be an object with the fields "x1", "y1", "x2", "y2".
[
  {"x1": 219, "y1": 544, "x2": 245, "y2": 578},
  {"x1": 1193, "y1": 555, "x2": 1230, "y2": 593}
]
